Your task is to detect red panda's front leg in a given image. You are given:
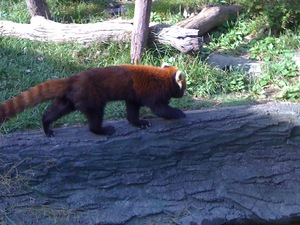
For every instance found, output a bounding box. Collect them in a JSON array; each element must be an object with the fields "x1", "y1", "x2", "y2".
[
  {"x1": 151, "y1": 103, "x2": 186, "y2": 120},
  {"x1": 126, "y1": 101, "x2": 151, "y2": 128}
]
